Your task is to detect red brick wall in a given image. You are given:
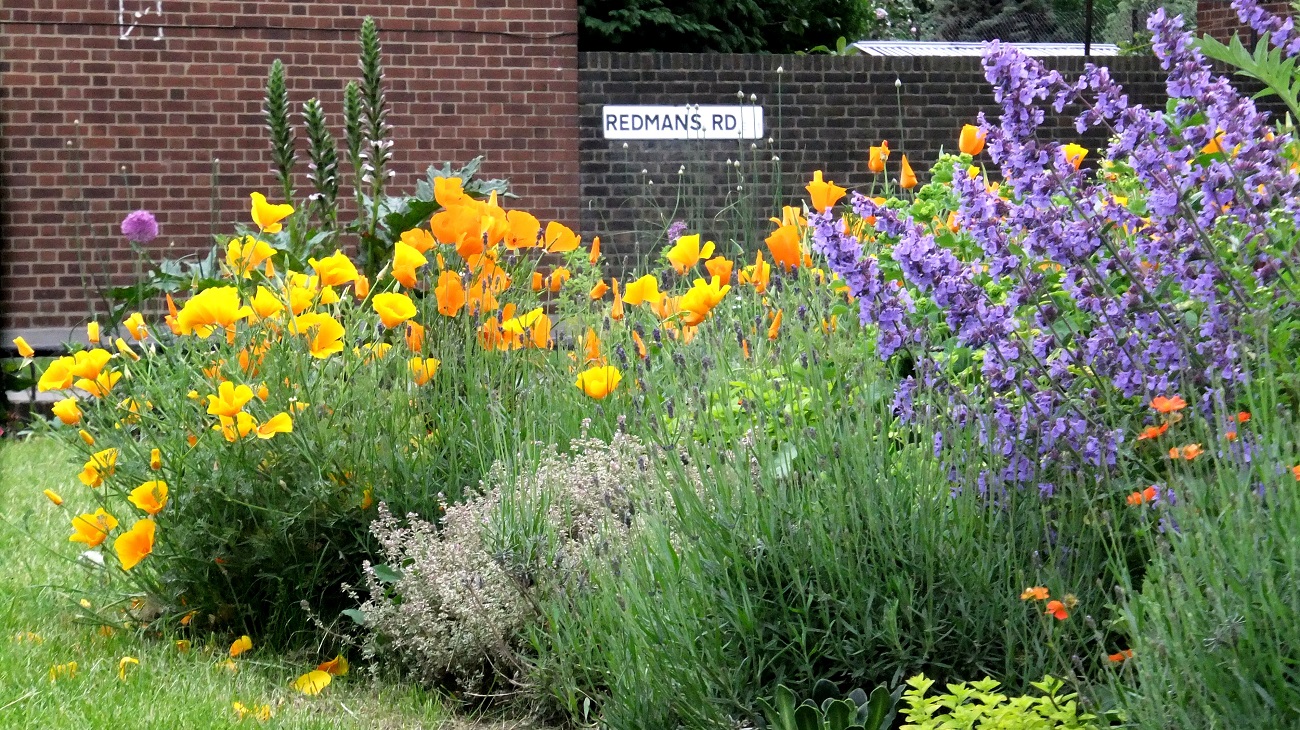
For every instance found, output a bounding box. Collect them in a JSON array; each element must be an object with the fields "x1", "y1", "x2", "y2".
[
  {"x1": 1198, "y1": 0, "x2": 1291, "y2": 42},
  {"x1": 0, "y1": 0, "x2": 579, "y2": 334}
]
